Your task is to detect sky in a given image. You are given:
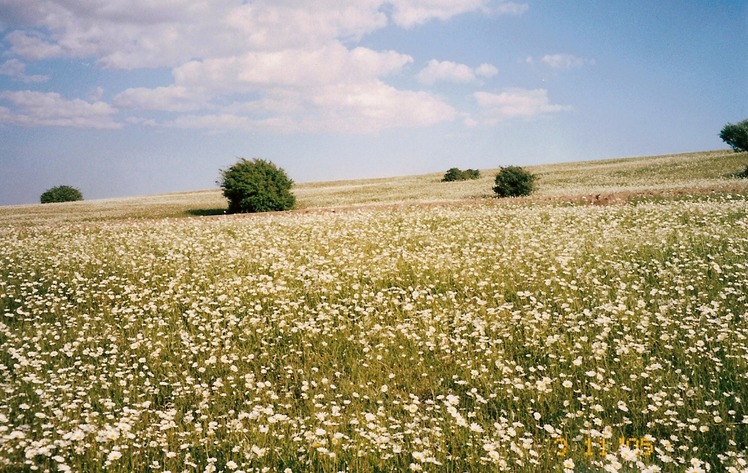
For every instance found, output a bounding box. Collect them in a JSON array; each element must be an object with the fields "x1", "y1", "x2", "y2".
[{"x1": 0, "y1": 0, "x2": 746, "y2": 206}]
